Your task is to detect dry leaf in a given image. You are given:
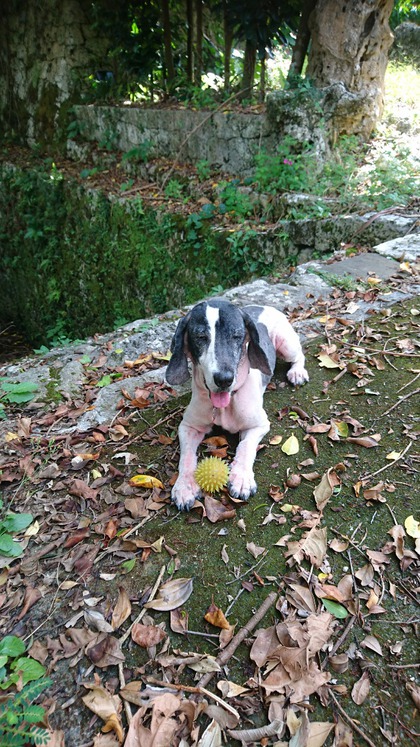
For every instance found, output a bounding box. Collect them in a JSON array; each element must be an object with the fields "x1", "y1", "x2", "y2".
[
  {"x1": 404, "y1": 515, "x2": 420, "y2": 539},
  {"x1": 170, "y1": 607, "x2": 189, "y2": 635},
  {"x1": 129, "y1": 474, "x2": 164, "y2": 489},
  {"x1": 361, "y1": 635, "x2": 383, "y2": 656},
  {"x1": 246, "y1": 541, "x2": 266, "y2": 559},
  {"x1": 217, "y1": 680, "x2": 249, "y2": 698},
  {"x1": 131, "y1": 622, "x2": 167, "y2": 648},
  {"x1": 204, "y1": 601, "x2": 230, "y2": 630},
  {"x1": 281, "y1": 434, "x2": 300, "y2": 455},
  {"x1": 82, "y1": 681, "x2": 124, "y2": 743},
  {"x1": 318, "y1": 354, "x2": 342, "y2": 369},
  {"x1": 204, "y1": 495, "x2": 236, "y2": 522},
  {"x1": 351, "y1": 671, "x2": 370, "y2": 704},
  {"x1": 346, "y1": 436, "x2": 379, "y2": 448},
  {"x1": 313, "y1": 466, "x2": 343, "y2": 512},
  {"x1": 144, "y1": 577, "x2": 193, "y2": 611}
]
